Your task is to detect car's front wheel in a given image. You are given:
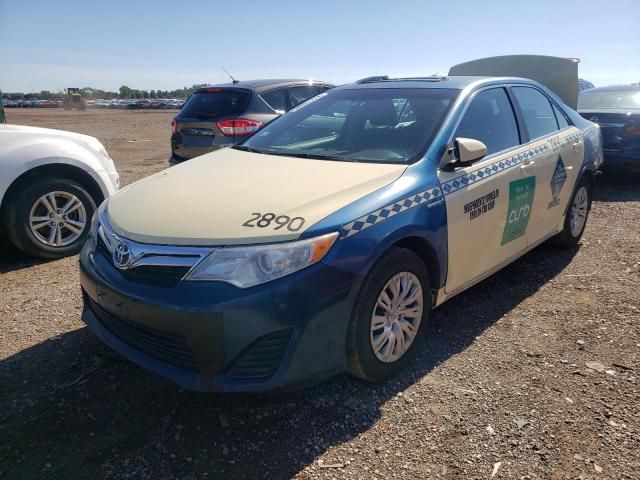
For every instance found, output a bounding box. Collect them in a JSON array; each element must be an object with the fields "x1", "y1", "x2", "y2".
[
  {"x1": 3, "y1": 177, "x2": 96, "y2": 259},
  {"x1": 347, "y1": 247, "x2": 431, "y2": 383}
]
